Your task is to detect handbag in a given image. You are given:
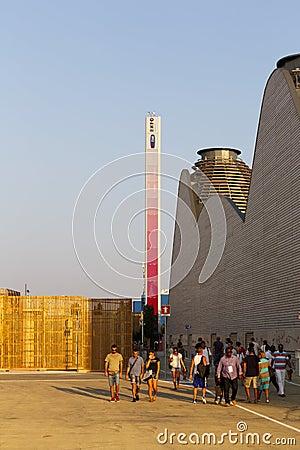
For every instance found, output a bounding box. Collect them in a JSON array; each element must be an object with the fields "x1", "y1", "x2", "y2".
[
  {"x1": 142, "y1": 369, "x2": 153, "y2": 382},
  {"x1": 128, "y1": 357, "x2": 139, "y2": 377}
]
